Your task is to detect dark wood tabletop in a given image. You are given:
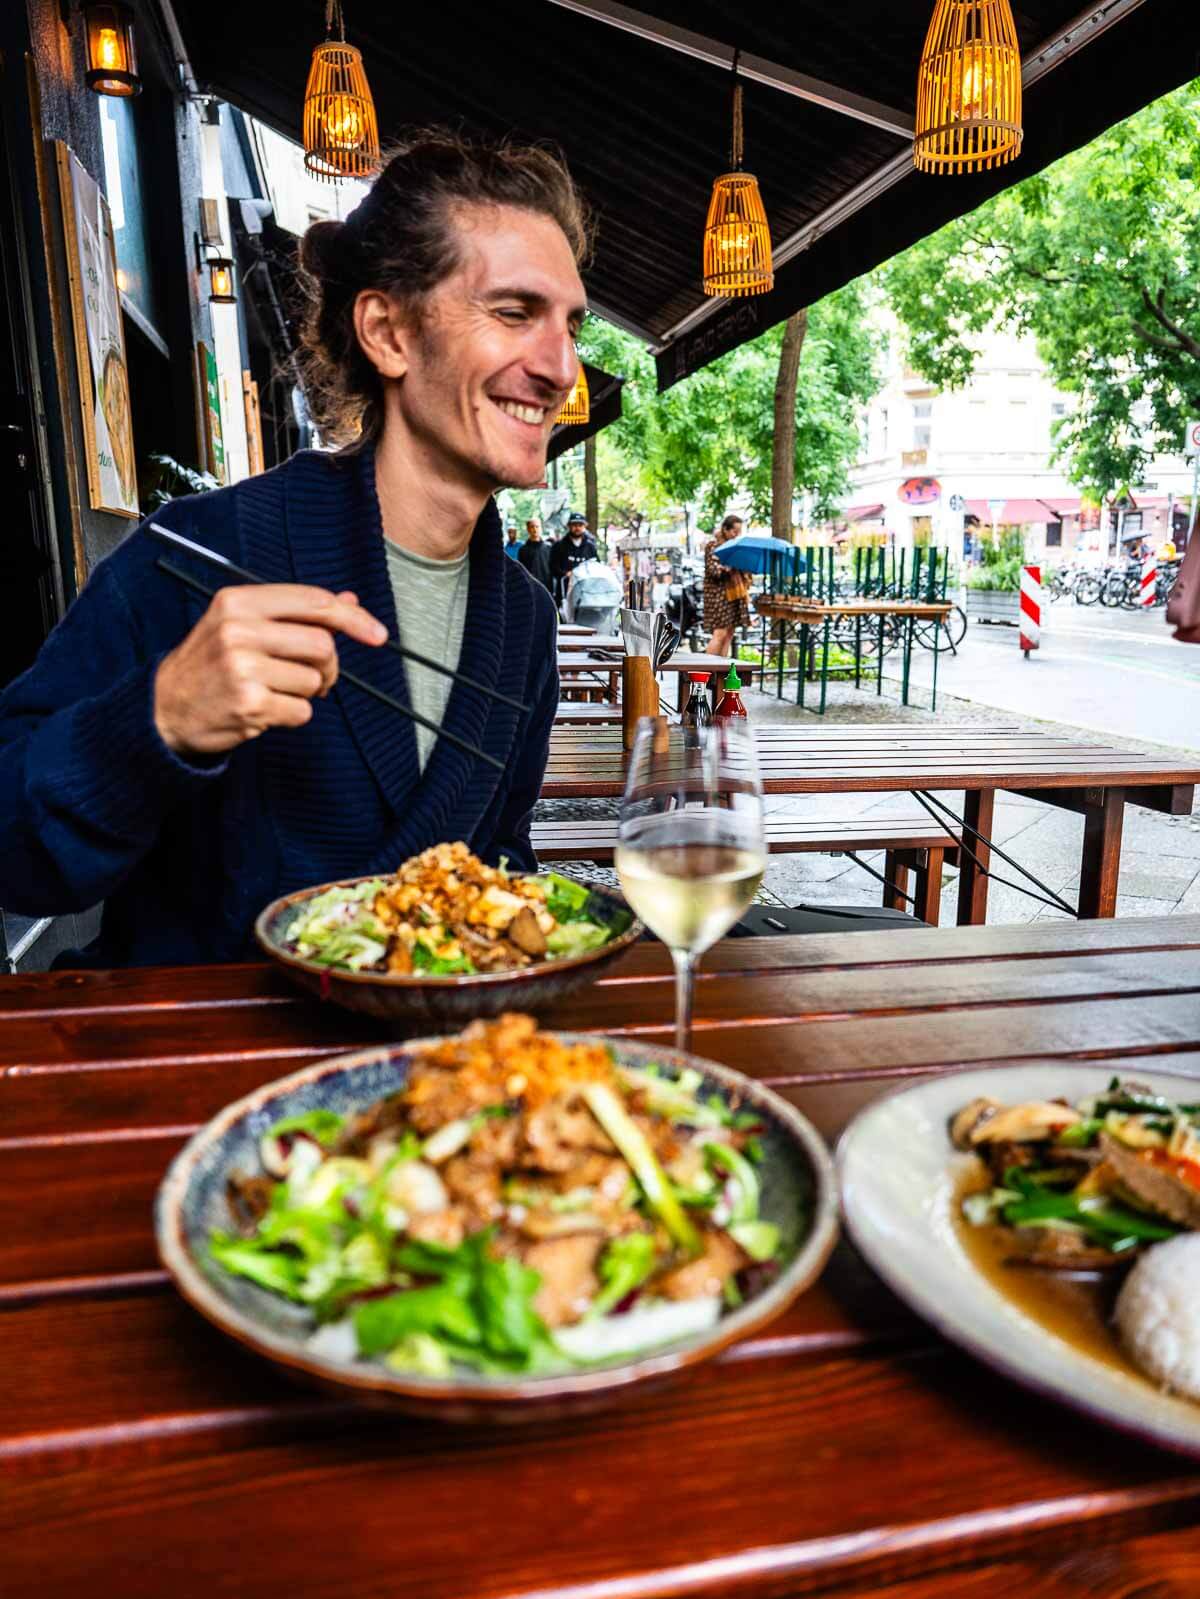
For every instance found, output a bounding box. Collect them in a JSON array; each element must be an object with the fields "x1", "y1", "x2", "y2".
[
  {"x1": 4, "y1": 916, "x2": 1200, "y2": 1597},
  {"x1": 542, "y1": 723, "x2": 1199, "y2": 922}
]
